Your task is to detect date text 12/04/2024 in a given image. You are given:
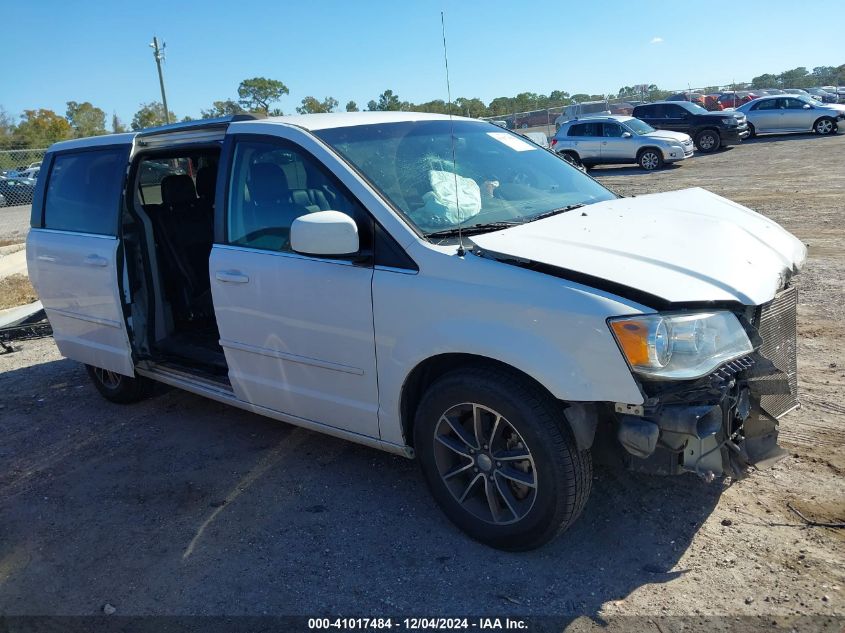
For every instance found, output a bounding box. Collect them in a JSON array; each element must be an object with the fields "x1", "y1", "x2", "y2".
[{"x1": 307, "y1": 618, "x2": 529, "y2": 630}]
